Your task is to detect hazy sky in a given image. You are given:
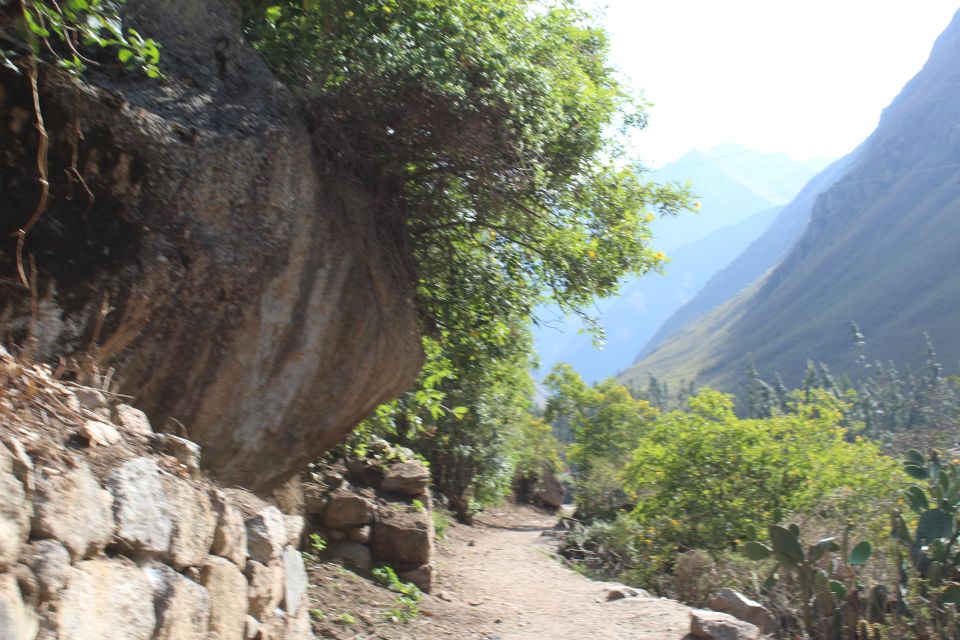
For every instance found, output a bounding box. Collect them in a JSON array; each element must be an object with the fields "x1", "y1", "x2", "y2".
[{"x1": 594, "y1": 1, "x2": 959, "y2": 167}]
